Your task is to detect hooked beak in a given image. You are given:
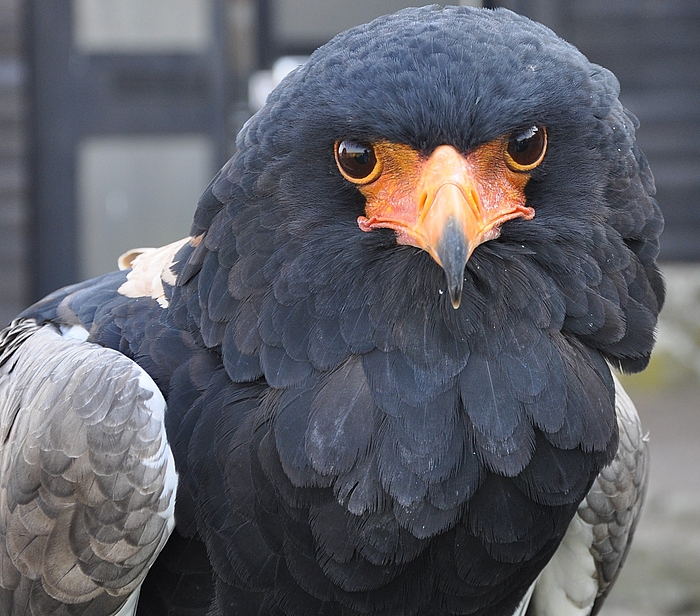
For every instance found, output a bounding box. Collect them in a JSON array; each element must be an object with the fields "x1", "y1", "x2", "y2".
[{"x1": 357, "y1": 143, "x2": 535, "y2": 308}]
